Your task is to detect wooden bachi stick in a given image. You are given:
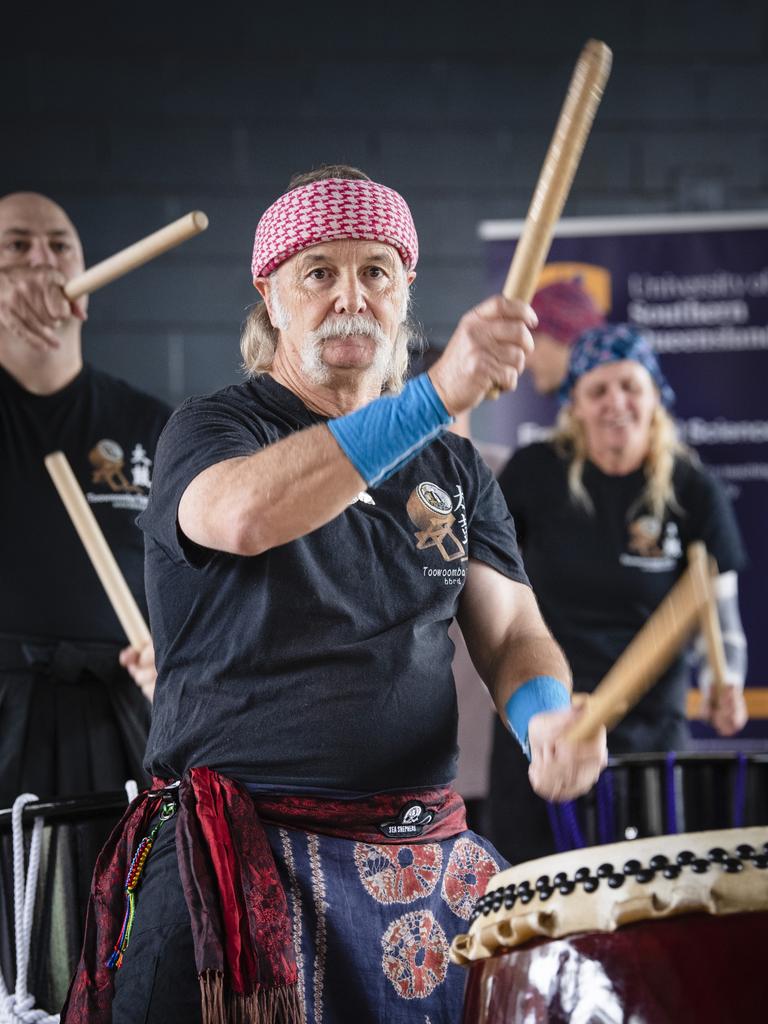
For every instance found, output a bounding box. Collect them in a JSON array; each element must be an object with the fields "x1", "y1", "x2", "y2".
[
  {"x1": 489, "y1": 38, "x2": 612, "y2": 399},
  {"x1": 565, "y1": 559, "x2": 708, "y2": 744},
  {"x1": 688, "y1": 541, "x2": 728, "y2": 705},
  {"x1": 64, "y1": 210, "x2": 208, "y2": 301},
  {"x1": 44, "y1": 451, "x2": 151, "y2": 650}
]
